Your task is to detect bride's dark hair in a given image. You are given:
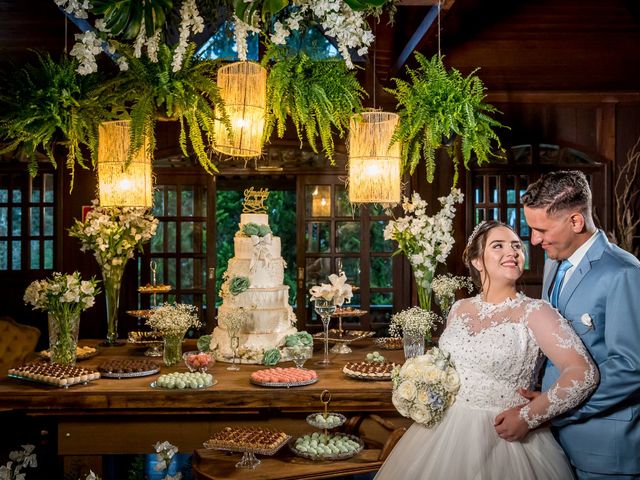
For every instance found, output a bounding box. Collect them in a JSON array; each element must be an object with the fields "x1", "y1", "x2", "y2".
[{"x1": 463, "y1": 220, "x2": 517, "y2": 290}]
